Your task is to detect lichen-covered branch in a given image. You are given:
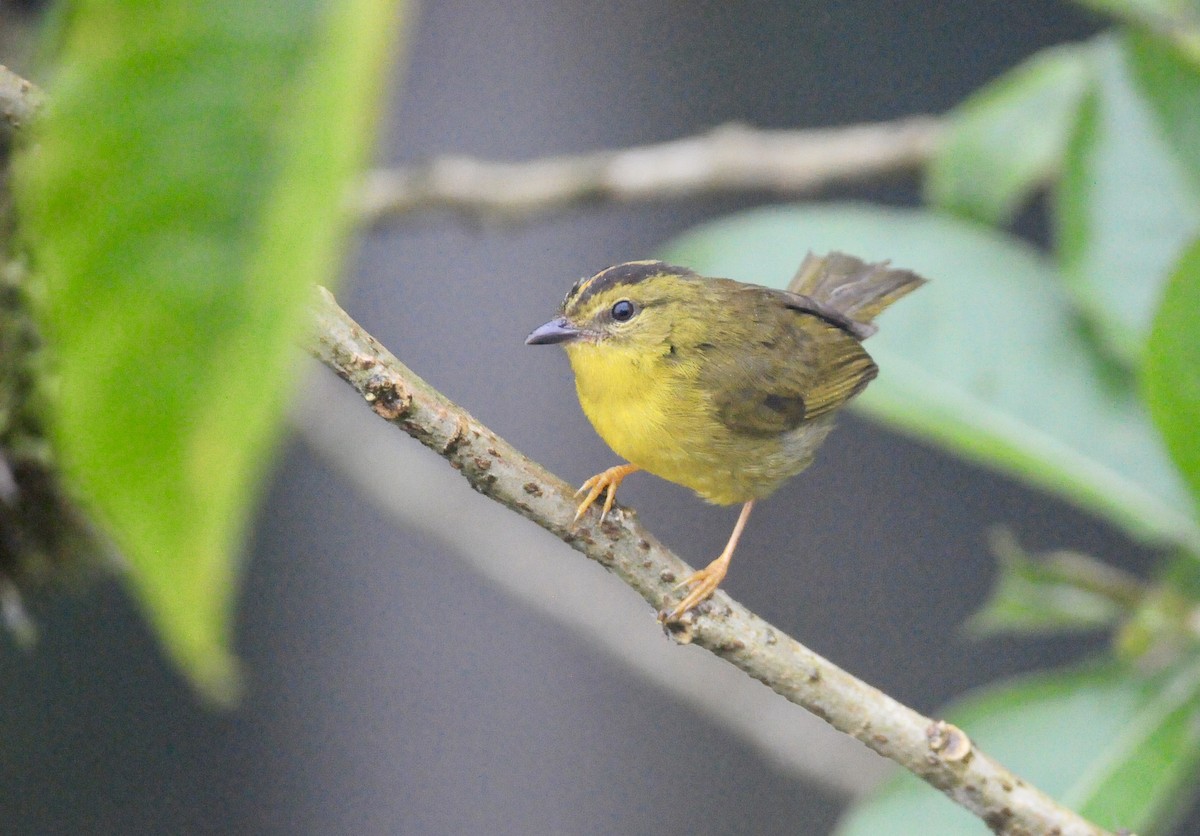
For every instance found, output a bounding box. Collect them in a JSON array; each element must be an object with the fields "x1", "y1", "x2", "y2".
[
  {"x1": 0, "y1": 65, "x2": 44, "y2": 135},
  {"x1": 307, "y1": 286, "x2": 1114, "y2": 836},
  {"x1": 356, "y1": 116, "x2": 943, "y2": 223},
  {"x1": 1, "y1": 72, "x2": 109, "y2": 636}
]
